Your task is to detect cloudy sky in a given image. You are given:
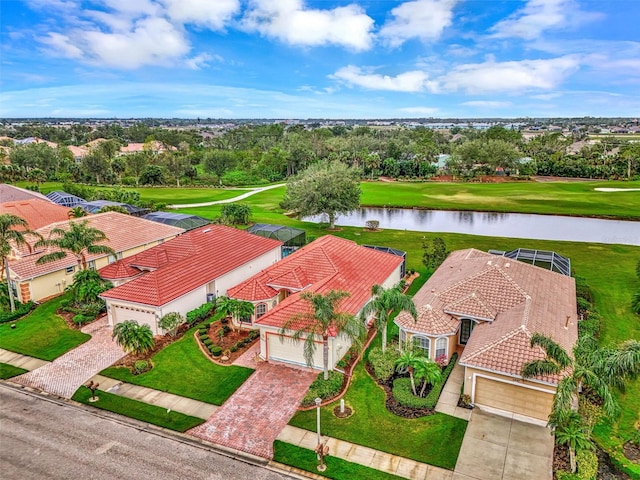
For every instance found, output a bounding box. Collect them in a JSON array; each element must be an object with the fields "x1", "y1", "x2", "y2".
[{"x1": 2, "y1": 0, "x2": 639, "y2": 118}]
